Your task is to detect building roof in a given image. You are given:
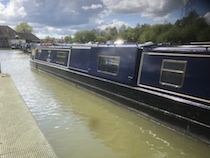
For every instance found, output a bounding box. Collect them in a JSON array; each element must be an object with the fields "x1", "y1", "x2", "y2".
[
  {"x1": 0, "y1": 25, "x2": 40, "y2": 42},
  {"x1": 0, "y1": 25, "x2": 16, "y2": 39},
  {"x1": 18, "y1": 33, "x2": 40, "y2": 42}
]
